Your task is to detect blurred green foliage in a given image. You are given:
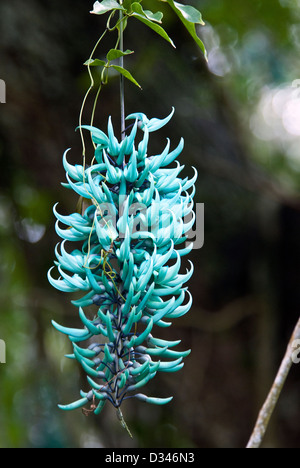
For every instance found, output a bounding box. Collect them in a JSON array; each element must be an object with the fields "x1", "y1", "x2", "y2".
[{"x1": 0, "y1": 0, "x2": 299, "y2": 448}]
